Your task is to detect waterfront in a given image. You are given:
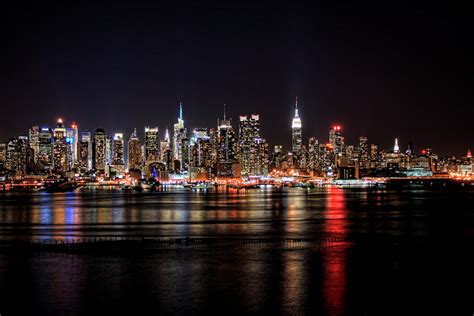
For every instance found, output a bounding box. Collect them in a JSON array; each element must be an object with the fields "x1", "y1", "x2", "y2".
[{"x1": 0, "y1": 187, "x2": 470, "y2": 314}]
